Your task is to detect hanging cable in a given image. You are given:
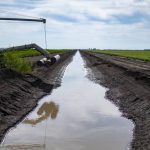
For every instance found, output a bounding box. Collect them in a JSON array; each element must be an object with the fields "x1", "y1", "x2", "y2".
[{"x1": 44, "y1": 23, "x2": 48, "y2": 50}]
